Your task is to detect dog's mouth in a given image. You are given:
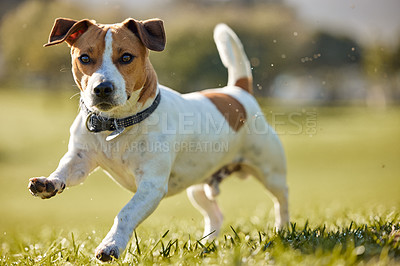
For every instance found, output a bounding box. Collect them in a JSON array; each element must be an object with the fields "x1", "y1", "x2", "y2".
[{"x1": 95, "y1": 102, "x2": 116, "y2": 111}]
